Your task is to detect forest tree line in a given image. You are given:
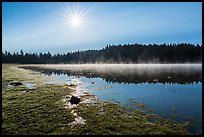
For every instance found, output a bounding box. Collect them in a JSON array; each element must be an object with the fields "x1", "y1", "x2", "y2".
[{"x1": 2, "y1": 43, "x2": 202, "y2": 64}]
